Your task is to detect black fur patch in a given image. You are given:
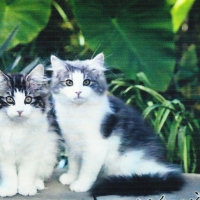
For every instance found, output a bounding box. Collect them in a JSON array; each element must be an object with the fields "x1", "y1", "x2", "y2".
[
  {"x1": 90, "y1": 171, "x2": 185, "y2": 196},
  {"x1": 0, "y1": 97, "x2": 9, "y2": 109},
  {"x1": 47, "y1": 96, "x2": 62, "y2": 136},
  {"x1": 101, "y1": 113, "x2": 118, "y2": 138},
  {"x1": 11, "y1": 74, "x2": 26, "y2": 93},
  {"x1": 105, "y1": 95, "x2": 166, "y2": 159},
  {"x1": 31, "y1": 96, "x2": 46, "y2": 112}
]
